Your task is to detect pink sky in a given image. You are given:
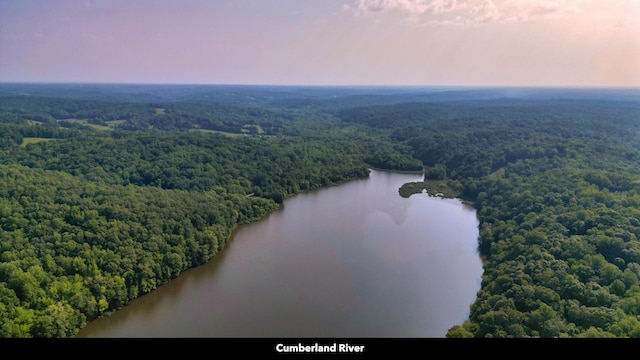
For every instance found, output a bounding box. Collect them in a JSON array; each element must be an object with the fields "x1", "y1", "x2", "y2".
[{"x1": 0, "y1": 0, "x2": 638, "y2": 86}]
